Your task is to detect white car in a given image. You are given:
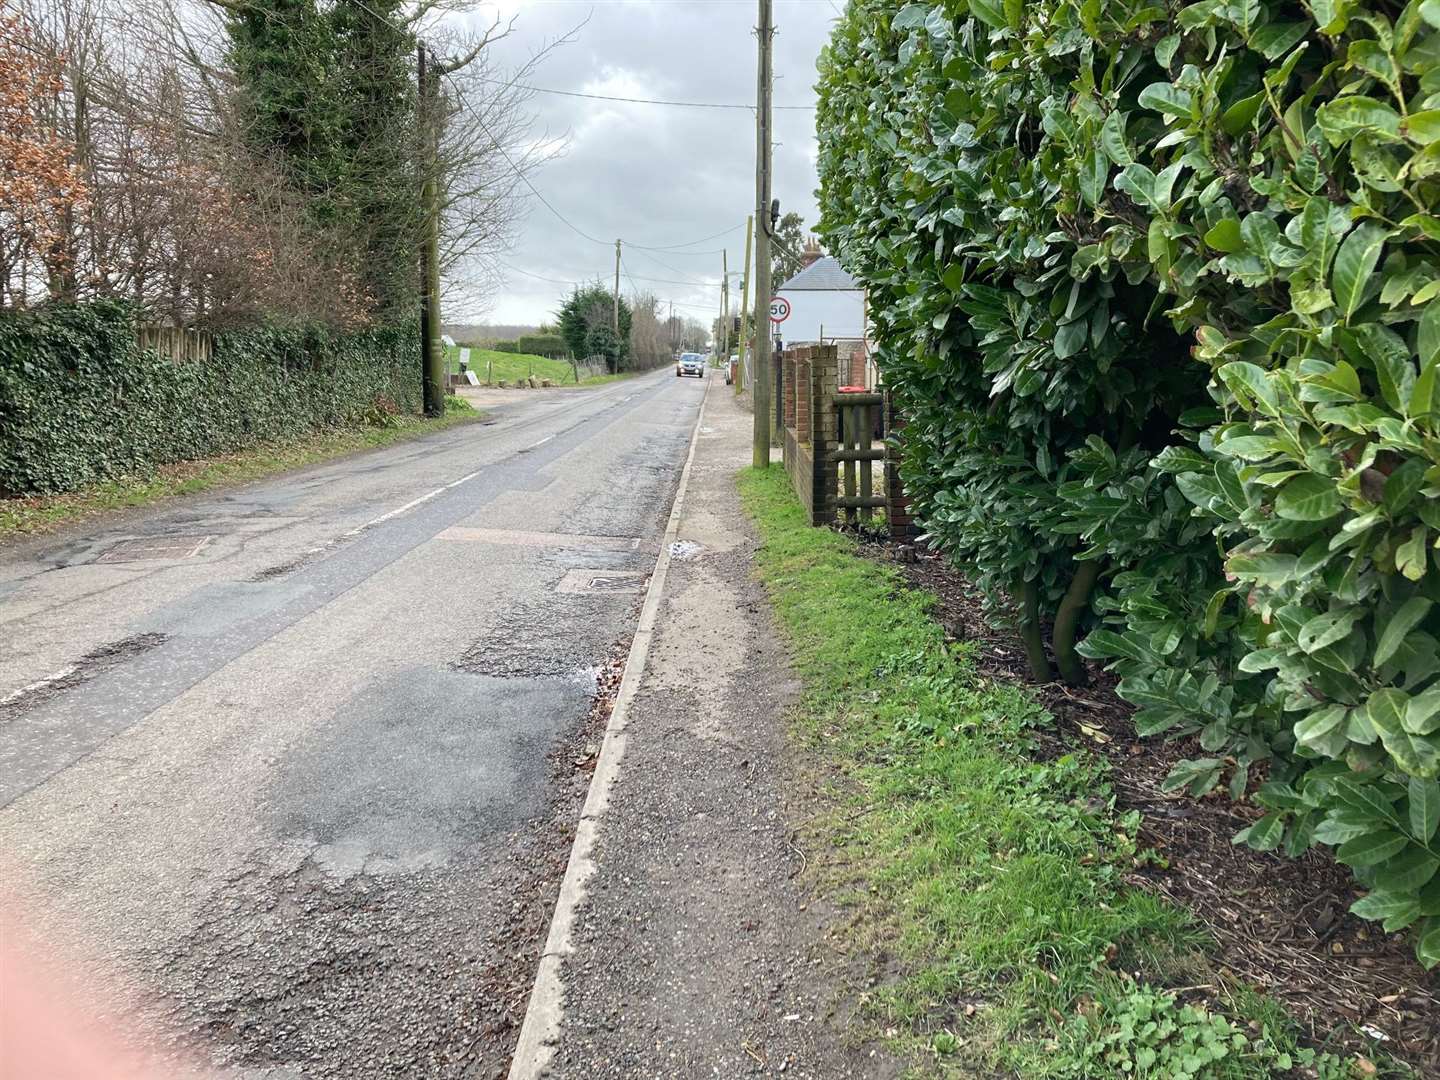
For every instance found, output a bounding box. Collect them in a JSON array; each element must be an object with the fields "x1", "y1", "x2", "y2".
[{"x1": 675, "y1": 352, "x2": 706, "y2": 378}]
